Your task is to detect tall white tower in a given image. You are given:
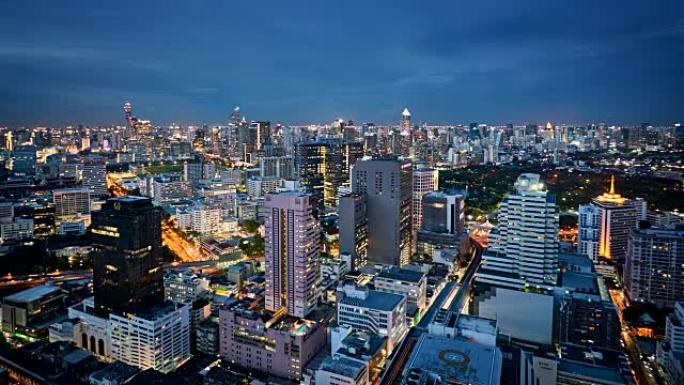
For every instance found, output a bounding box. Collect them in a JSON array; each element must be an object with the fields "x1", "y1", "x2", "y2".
[{"x1": 478, "y1": 174, "x2": 560, "y2": 288}]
